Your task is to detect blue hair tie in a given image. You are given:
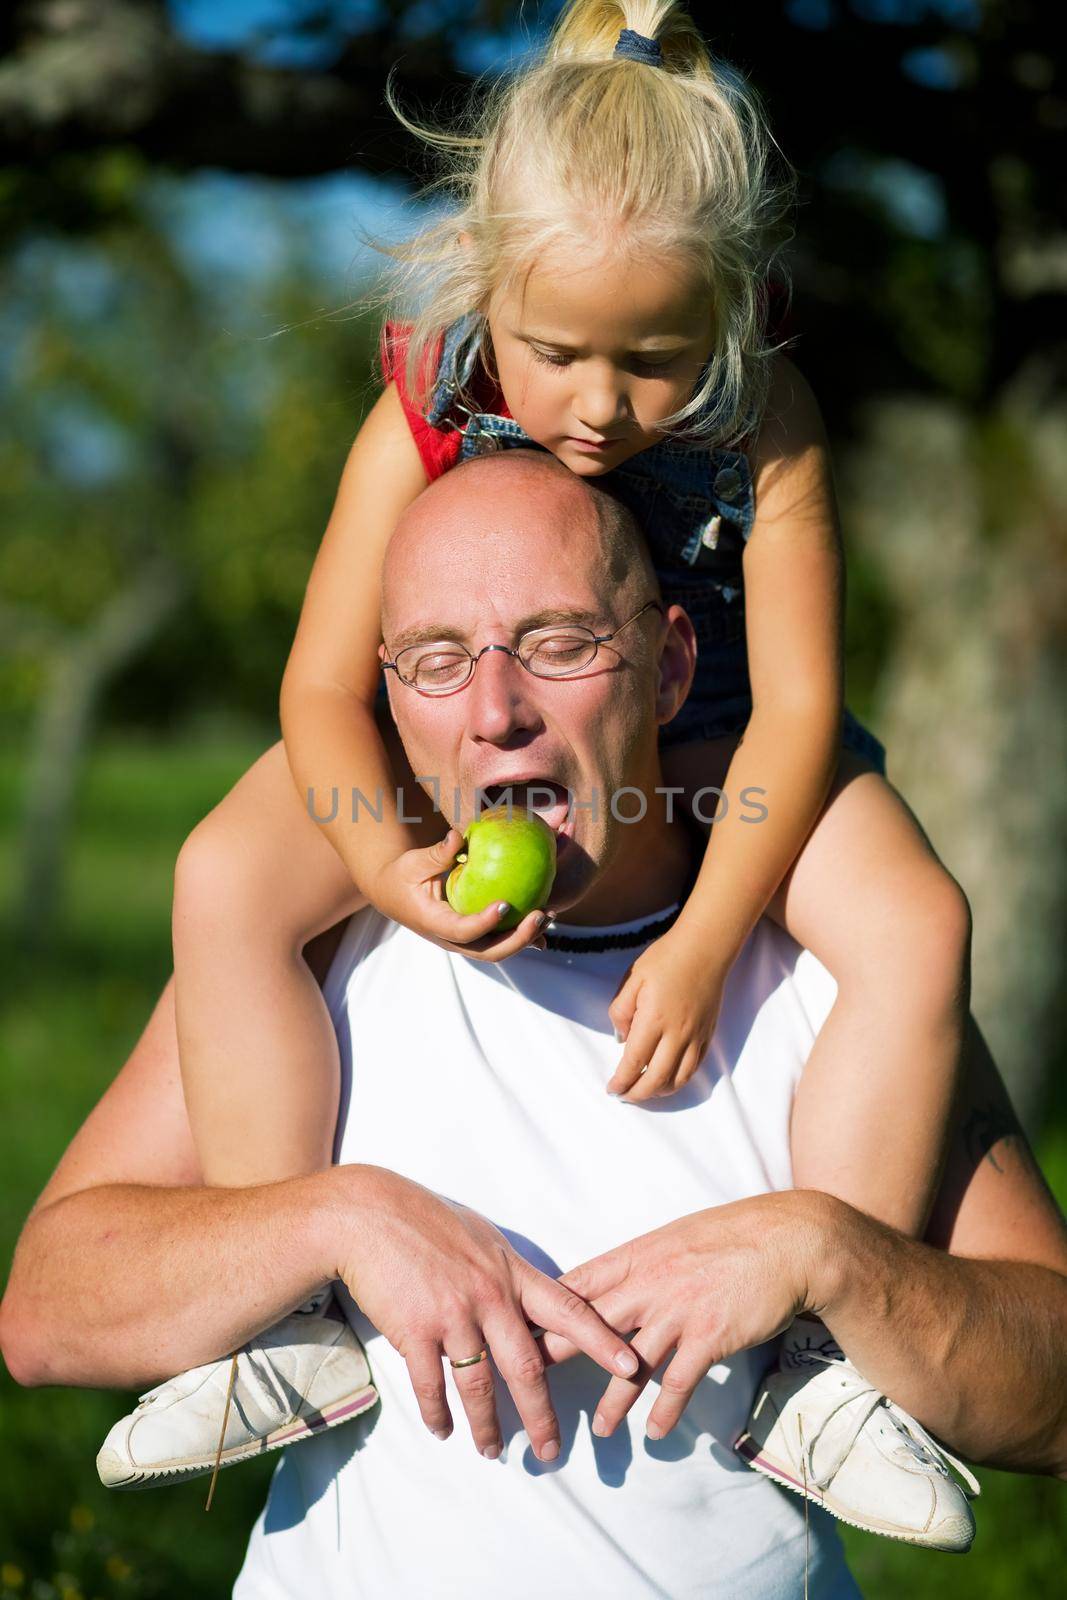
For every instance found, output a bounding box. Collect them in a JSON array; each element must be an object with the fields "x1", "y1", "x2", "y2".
[{"x1": 614, "y1": 28, "x2": 663, "y2": 66}]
